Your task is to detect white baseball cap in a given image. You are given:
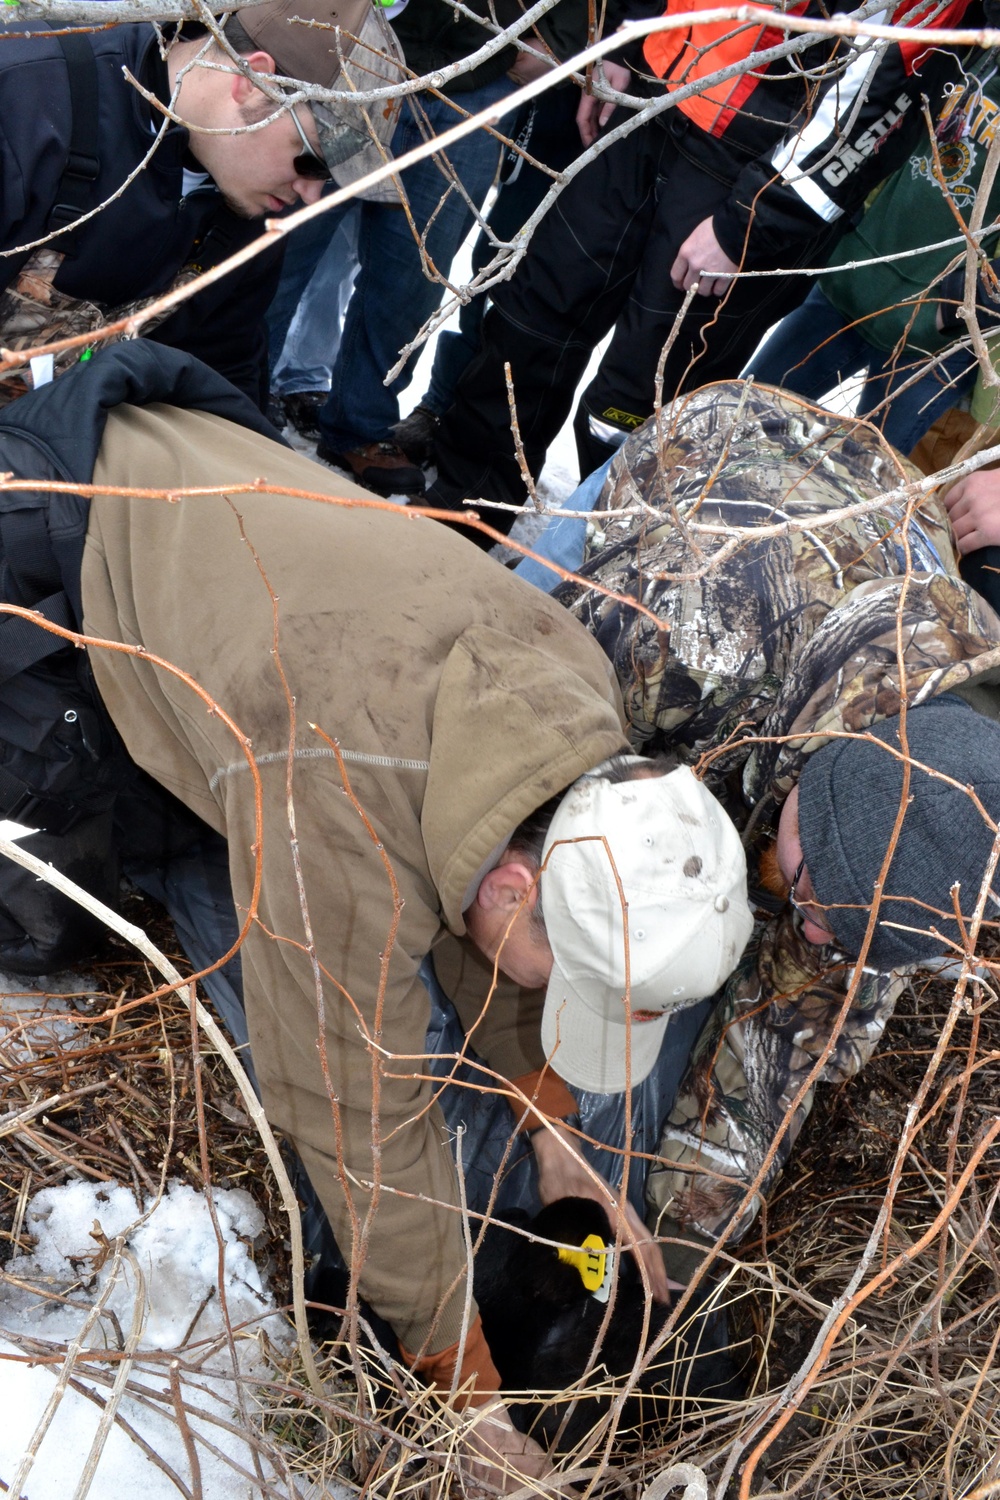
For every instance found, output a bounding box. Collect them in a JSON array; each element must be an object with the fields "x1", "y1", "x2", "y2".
[{"x1": 540, "y1": 763, "x2": 753, "y2": 1093}]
